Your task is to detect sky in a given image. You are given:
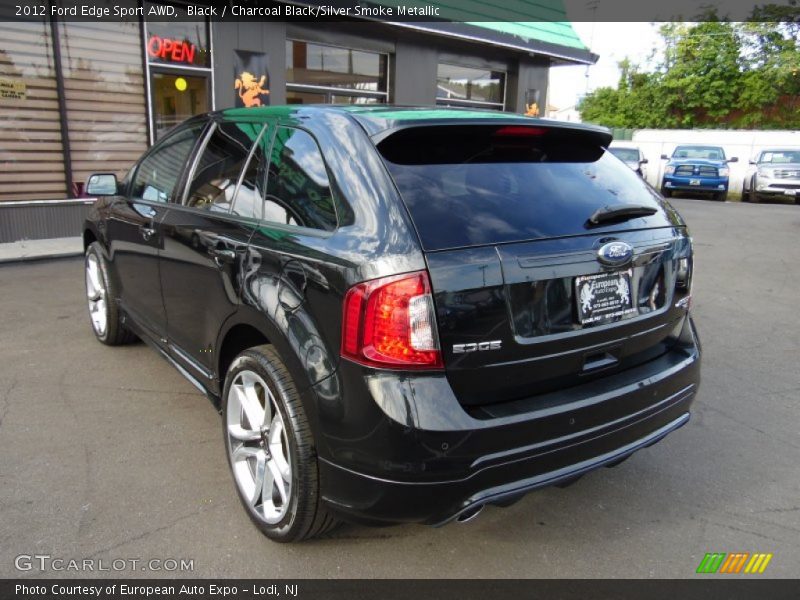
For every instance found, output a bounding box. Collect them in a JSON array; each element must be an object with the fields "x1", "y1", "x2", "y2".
[{"x1": 547, "y1": 22, "x2": 666, "y2": 111}]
